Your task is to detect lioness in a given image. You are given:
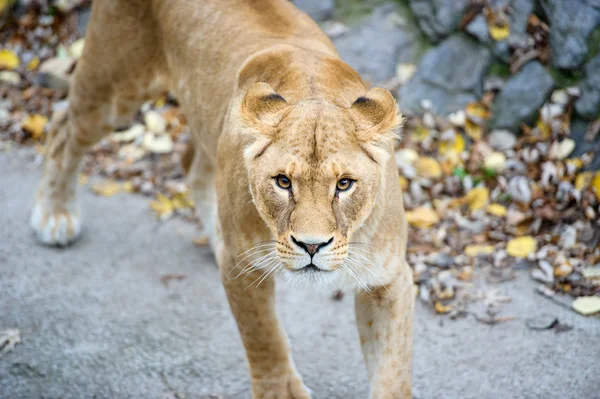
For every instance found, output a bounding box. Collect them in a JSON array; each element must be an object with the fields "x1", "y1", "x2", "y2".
[{"x1": 31, "y1": 0, "x2": 414, "y2": 397}]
